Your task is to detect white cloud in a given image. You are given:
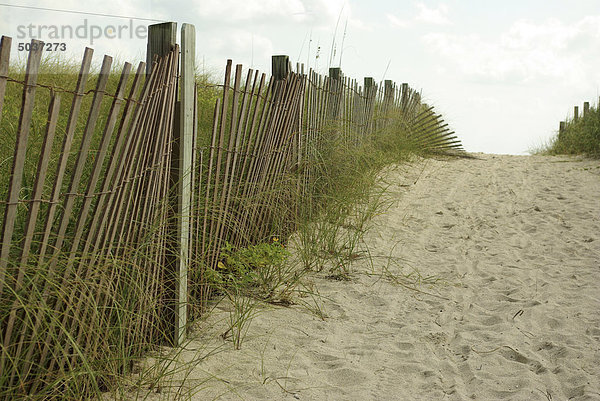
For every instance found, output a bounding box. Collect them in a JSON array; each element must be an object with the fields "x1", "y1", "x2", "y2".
[
  {"x1": 387, "y1": 3, "x2": 451, "y2": 29},
  {"x1": 304, "y1": 0, "x2": 348, "y2": 24},
  {"x1": 295, "y1": 0, "x2": 367, "y2": 32},
  {"x1": 192, "y1": 0, "x2": 354, "y2": 27},
  {"x1": 387, "y1": 13, "x2": 408, "y2": 28},
  {"x1": 348, "y1": 17, "x2": 370, "y2": 31},
  {"x1": 195, "y1": 0, "x2": 304, "y2": 21},
  {"x1": 415, "y1": 3, "x2": 450, "y2": 25},
  {"x1": 206, "y1": 29, "x2": 274, "y2": 67},
  {"x1": 422, "y1": 16, "x2": 600, "y2": 86},
  {"x1": 466, "y1": 95, "x2": 500, "y2": 108}
]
